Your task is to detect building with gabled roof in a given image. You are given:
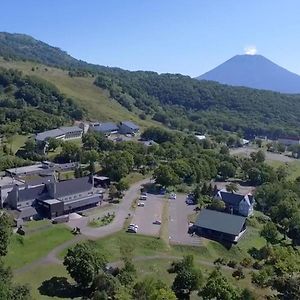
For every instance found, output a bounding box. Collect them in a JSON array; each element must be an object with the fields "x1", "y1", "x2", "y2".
[
  {"x1": 215, "y1": 189, "x2": 254, "y2": 217},
  {"x1": 194, "y1": 208, "x2": 247, "y2": 243}
]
